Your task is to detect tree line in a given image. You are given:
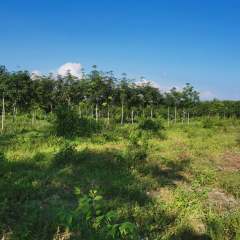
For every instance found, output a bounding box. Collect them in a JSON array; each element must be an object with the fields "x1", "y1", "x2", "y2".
[{"x1": 0, "y1": 65, "x2": 239, "y2": 122}]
